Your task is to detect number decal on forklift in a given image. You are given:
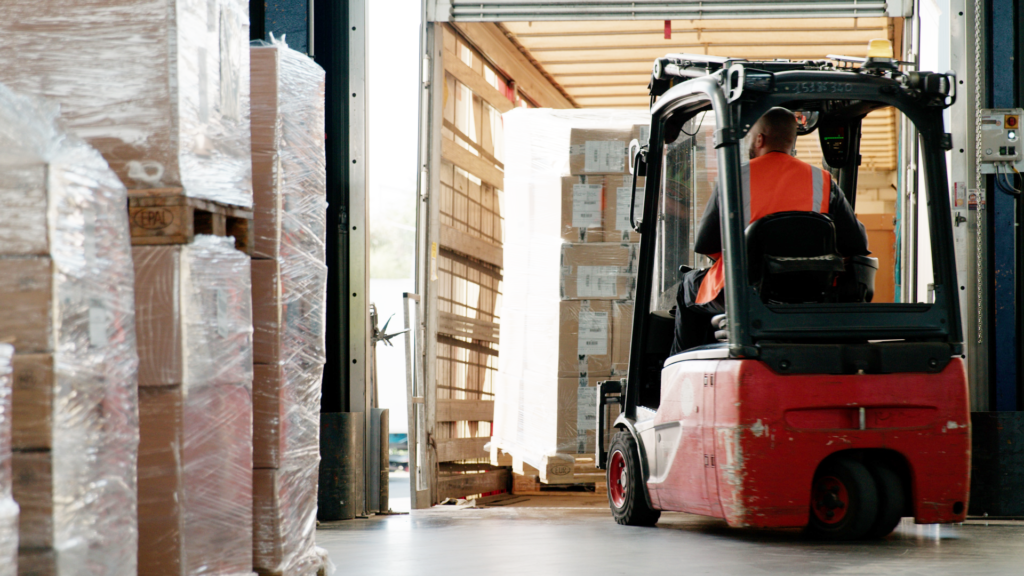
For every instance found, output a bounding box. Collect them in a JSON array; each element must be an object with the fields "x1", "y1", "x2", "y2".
[{"x1": 796, "y1": 82, "x2": 854, "y2": 94}]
